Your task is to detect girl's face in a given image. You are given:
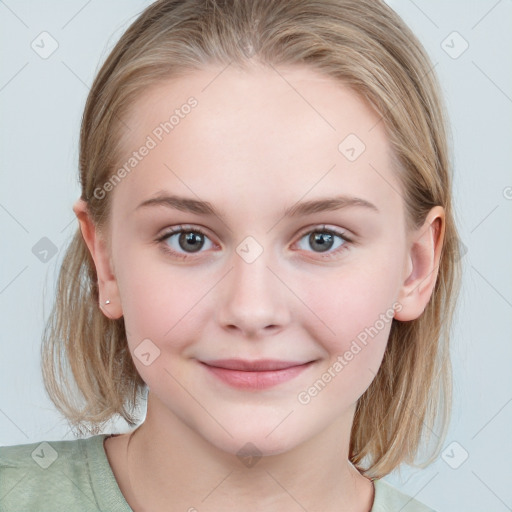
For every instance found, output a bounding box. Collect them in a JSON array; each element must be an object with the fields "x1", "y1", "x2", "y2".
[{"x1": 98, "y1": 64, "x2": 424, "y2": 456}]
